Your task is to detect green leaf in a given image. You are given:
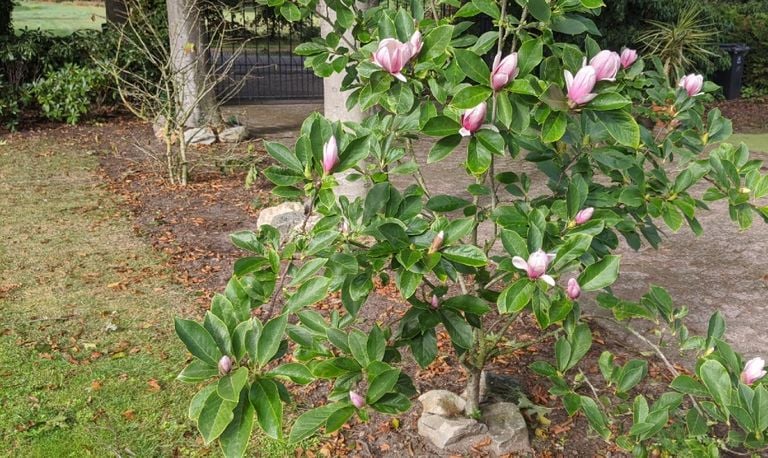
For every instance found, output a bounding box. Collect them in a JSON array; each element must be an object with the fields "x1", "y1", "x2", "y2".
[
  {"x1": 497, "y1": 279, "x2": 535, "y2": 313},
  {"x1": 552, "y1": 234, "x2": 592, "y2": 271},
  {"x1": 175, "y1": 318, "x2": 223, "y2": 366},
  {"x1": 189, "y1": 384, "x2": 217, "y2": 422},
  {"x1": 289, "y1": 259, "x2": 328, "y2": 286},
  {"x1": 286, "y1": 277, "x2": 331, "y2": 312},
  {"x1": 443, "y1": 295, "x2": 491, "y2": 314},
  {"x1": 567, "y1": 324, "x2": 592, "y2": 371},
  {"x1": 371, "y1": 392, "x2": 412, "y2": 414},
  {"x1": 257, "y1": 315, "x2": 288, "y2": 367},
  {"x1": 427, "y1": 135, "x2": 462, "y2": 163},
  {"x1": 411, "y1": 331, "x2": 438, "y2": 368},
  {"x1": 670, "y1": 375, "x2": 709, "y2": 396},
  {"x1": 396, "y1": 269, "x2": 422, "y2": 299},
  {"x1": 454, "y1": 49, "x2": 491, "y2": 85},
  {"x1": 578, "y1": 255, "x2": 620, "y2": 291},
  {"x1": 422, "y1": 116, "x2": 460, "y2": 137},
  {"x1": 288, "y1": 403, "x2": 344, "y2": 443},
  {"x1": 218, "y1": 367, "x2": 249, "y2": 402},
  {"x1": 566, "y1": 174, "x2": 589, "y2": 219},
  {"x1": 442, "y1": 245, "x2": 488, "y2": 267},
  {"x1": 265, "y1": 141, "x2": 303, "y2": 172},
  {"x1": 452, "y1": 86, "x2": 492, "y2": 110},
  {"x1": 699, "y1": 359, "x2": 732, "y2": 412},
  {"x1": 268, "y1": 363, "x2": 314, "y2": 385},
  {"x1": 204, "y1": 312, "x2": 233, "y2": 357},
  {"x1": 229, "y1": 231, "x2": 263, "y2": 254},
  {"x1": 616, "y1": 360, "x2": 647, "y2": 394},
  {"x1": 348, "y1": 329, "x2": 371, "y2": 367},
  {"x1": 426, "y1": 195, "x2": 472, "y2": 212},
  {"x1": 594, "y1": 110, "x2": 640, "y2": 148},
  {"x1": 467, "y1": 136, "x2": 492, "y2": 174},
  {"x1": 367, "y1": 325, "x2": 386, "y2": 363},
  {"x1": 279, "y1": 3, "x2": 301, "y2": 21},
  {"x1": 517, "y1": 39, "x2": 543, "y2": 77},
  {"x1": 527, "y1": 0, "x2": 551, "y2": 22},
  {"x1": 753, "y1": 385, "x2": 768, "y2": 433},
  {"x1": 422, "y1": 25, "x2": 453, "y2": 61},
  {"x1": 338, "y1": 136, "x2": 371, "y2": 171},
  {"x1": 588, "y1": 93, "x2": 631, "y2": 111},
  {"x1": 686, "y1": 409, "x2": 708, "y2": 436},
  {"x1": 439, "y1": 309, "x2": 473, "y2": 349},
  {"x1": 220, "y1": 388, "x2": 255, "y2": 458},
  {"x1": 178, "y1": 360, "x2": 219, "y2": 383},
  {"x1": 555, "y1": 338, "x2": 572, "y2": 373},
  {"x1": 542, "y1": 112, "x2": 567, "y2": 142},
  {"x1": 250, "y1": 378, "x2": 283, "y2": 440},
  {"x1": 366, "y1": 368, "x2": 401, "y2": 404},
  {"x1": 198, "y1": 389, "x2": 237, "y2": 444},
  {"x1": 471, "y1": 0, "x2": 500, "y2": 19},
  {"x1": 580, "y1": 396, "x2": 611, "y2": 440}
]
